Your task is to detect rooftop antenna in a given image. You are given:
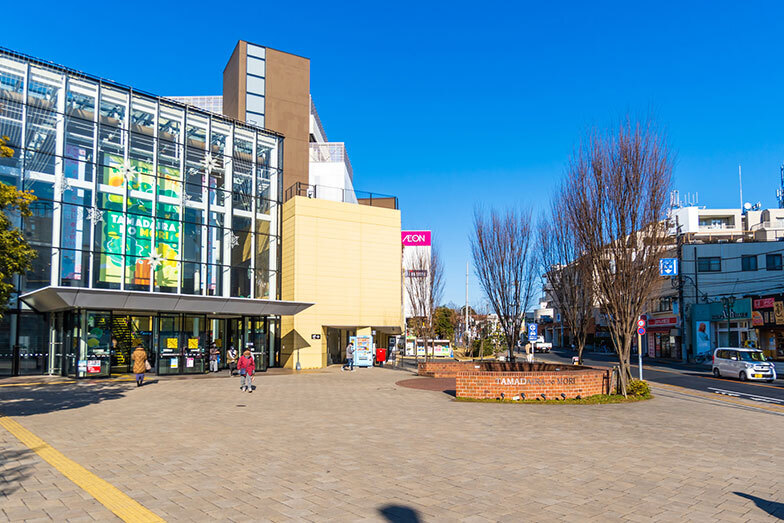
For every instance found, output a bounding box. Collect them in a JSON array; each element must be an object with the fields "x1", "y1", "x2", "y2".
[{"x1": 778, "y1": 164, "x2": 784, "y2": 209}]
